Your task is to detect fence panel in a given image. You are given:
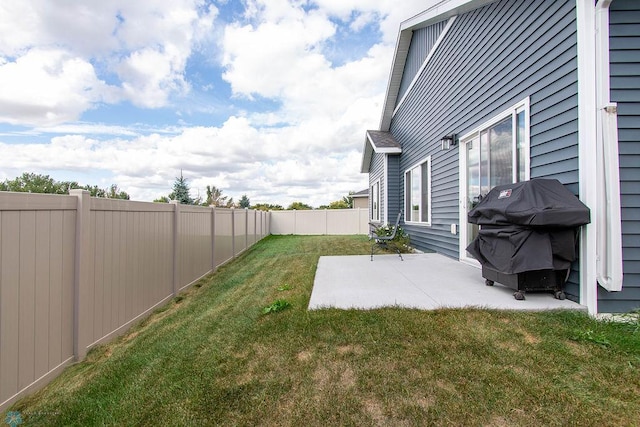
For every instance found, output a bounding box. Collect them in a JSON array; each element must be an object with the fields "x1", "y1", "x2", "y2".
[
  {"x1": 233, "y1": 209, "x2": 247, "y2": 256},
  {"x1": 270, "y1": 210, "x2": 296, "y2": 234},
  {"x1": 88, "y1": 199, "x2": 174, "y2": 348},
  {"x1": 270, "y1": 209, "x2": 369, "y2": 235},
  {"x1": 214, "y1": 208, "x2": 234, "y2": 267},
  {"x1": 0, "y1": 193, "x2": 76, "y2": 409},
  {"x1": 247, "y1": 209, "x2": 257, "y2": 246},
  {"x1": 178, "y1": 205, "x2": 213, "y2": 290},
  {"x1": 0, "y1": 191, "x2": 269, "y2": 411}
]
